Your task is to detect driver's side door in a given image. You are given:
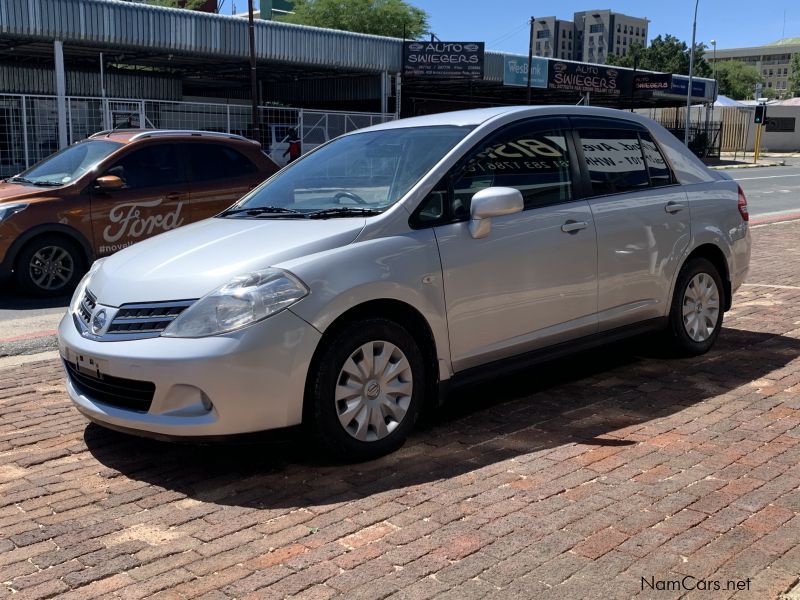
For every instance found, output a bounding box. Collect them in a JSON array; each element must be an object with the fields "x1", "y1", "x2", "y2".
[
  {"x1": 427, "y1": 117, "x2": 599, "y2": 372},
  {"x1": 89, "y1": 142, "x2": 189, "y2": 256}
]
